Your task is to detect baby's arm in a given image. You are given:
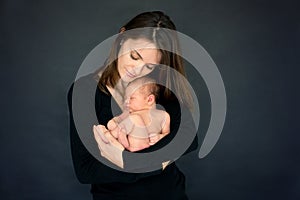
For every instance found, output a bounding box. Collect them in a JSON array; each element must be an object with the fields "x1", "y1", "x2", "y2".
[
  {"x1": 160, "y1": 112, "x2": 171, "y2": 170},
  {"x1": 160, "y1": 112, "x2": 171, "y2": 137},
  {"x1": 149, "y1": 112, "x2": 170, "y2": 145}
]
